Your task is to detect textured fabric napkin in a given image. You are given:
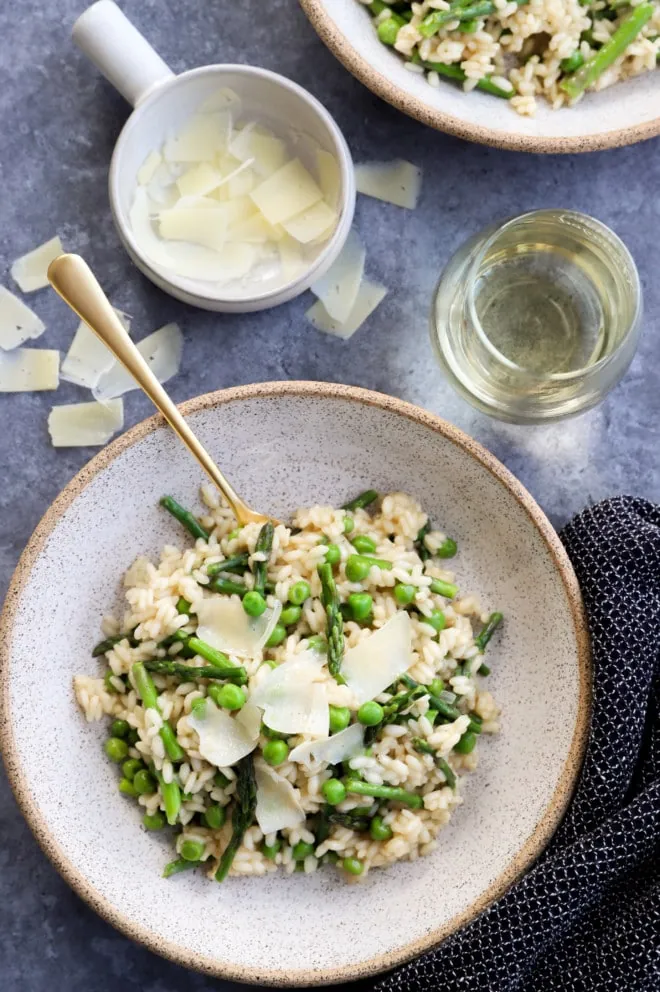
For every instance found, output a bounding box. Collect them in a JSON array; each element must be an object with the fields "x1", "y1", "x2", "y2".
[{"x1": 374, "y1": 497, "x2": 660, "y2": 992}]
